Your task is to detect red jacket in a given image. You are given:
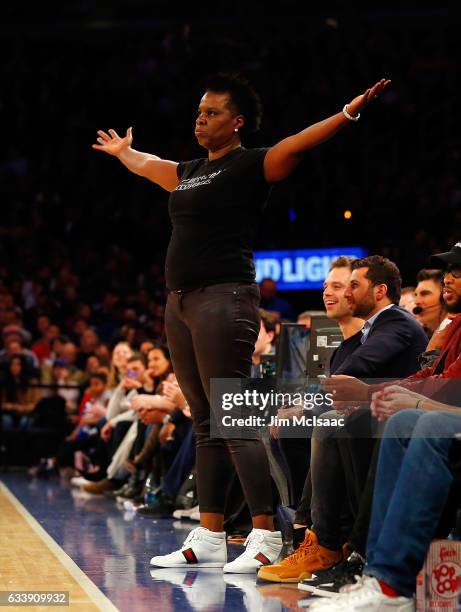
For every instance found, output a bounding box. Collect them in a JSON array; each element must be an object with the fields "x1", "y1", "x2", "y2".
[
  {"x1": 369, "y1": 315, "x2": 461, "y2": 402},
  {"x1": 412, "y1": 314, "x2": 461, "y2": 379}
]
